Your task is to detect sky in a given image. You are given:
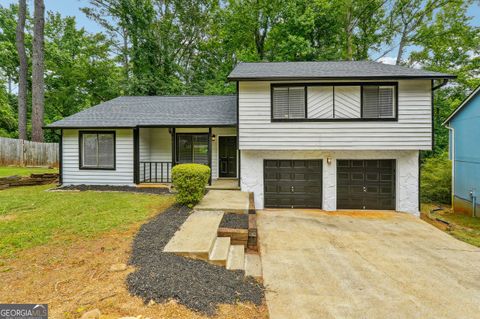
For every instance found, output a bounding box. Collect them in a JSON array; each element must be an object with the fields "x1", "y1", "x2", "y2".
[{"x1": 3, "y1": 0, "x2": 480, "y2": 65}]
